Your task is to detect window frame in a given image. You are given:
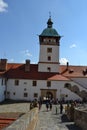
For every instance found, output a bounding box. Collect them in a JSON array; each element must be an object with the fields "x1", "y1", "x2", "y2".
[
  {"x1": 47, "y1": 81, "x2": 51, "y2": 87},
  {"x1": 24, "y1": 92, "x2": 28, "y2": 97},
  {"x1": 34, "y1": 93, "x2": 38, "y2": 98},
  {"x1": 47, "y1": 48, "x2": 52, "y2": 53},
  {"x1": 32, "y1": 80, "x2": 37, "y2": 86},
  {"x1": 14, "y1": 79, "x2": 19, "y2": 86},
  {"x1": 48, "y1": 56, "x2": 51, "y2": 61}
]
